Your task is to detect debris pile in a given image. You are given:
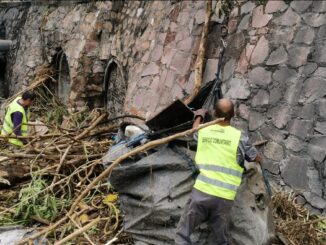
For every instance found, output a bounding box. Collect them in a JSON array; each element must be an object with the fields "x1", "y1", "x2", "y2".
[
  {"x1": 272, "y1": 191, "x2": 326, "y2": 245},
  {"x1": 0, "y1": 67, "x2": 130, "y2": 244},
  {"x1": 0, "y1": 67, "x2": 325, "y2": 245}
]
